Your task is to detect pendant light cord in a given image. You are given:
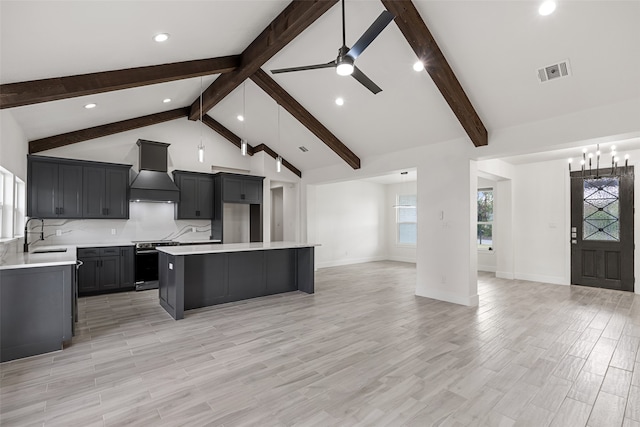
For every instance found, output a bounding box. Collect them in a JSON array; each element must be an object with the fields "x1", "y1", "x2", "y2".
[
  {"x1": 199, "y1": 77, "x2": 203, "y2": 148},
  {"x1": 341, "y1": 0, "x2": 346, "y2": 47}
]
